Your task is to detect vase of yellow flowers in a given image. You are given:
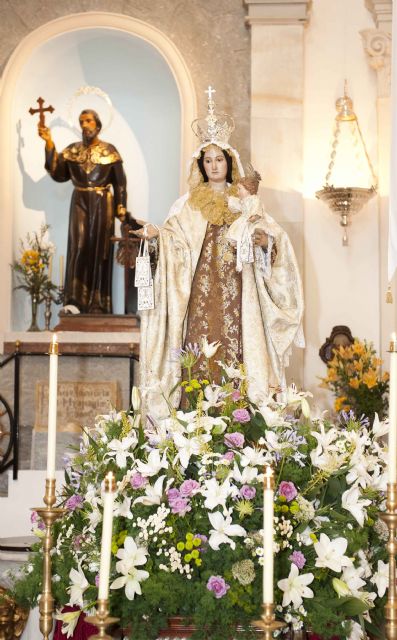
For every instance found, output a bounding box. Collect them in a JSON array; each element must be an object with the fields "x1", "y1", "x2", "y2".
[
  {"x1": 11, "y1": 224, "x2": 58, "y2": 331},
  {"x1": 320, "y1": 338, "x2": 389, "y2": 423}
]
